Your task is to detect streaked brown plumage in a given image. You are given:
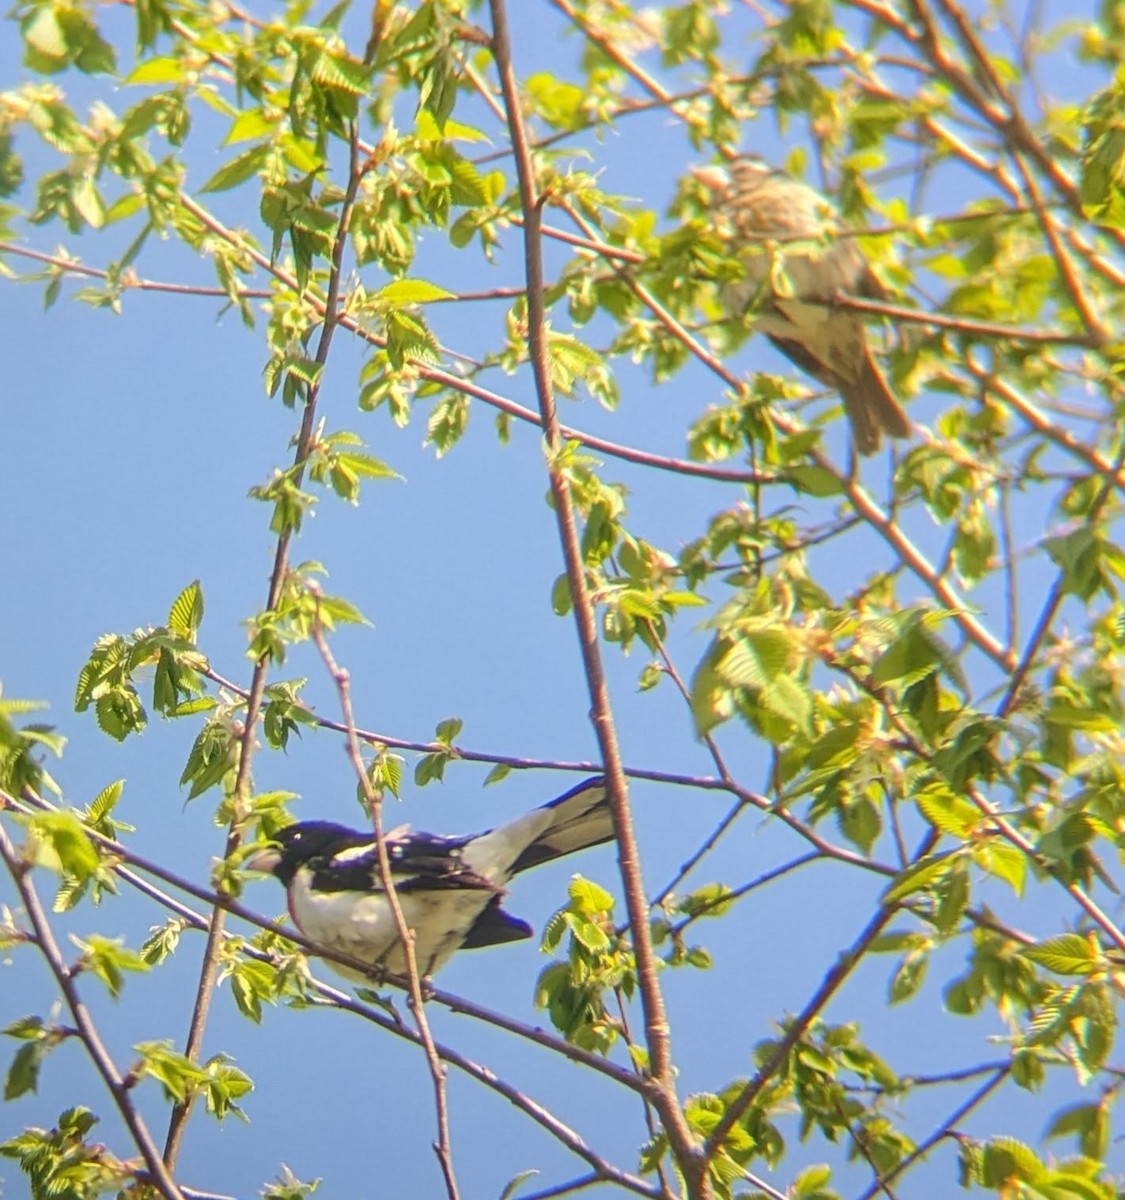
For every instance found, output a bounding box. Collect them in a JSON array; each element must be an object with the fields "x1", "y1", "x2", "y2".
[{"x1": 694, "y1": 158, "x2": 912, "y2": 455}]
